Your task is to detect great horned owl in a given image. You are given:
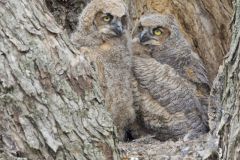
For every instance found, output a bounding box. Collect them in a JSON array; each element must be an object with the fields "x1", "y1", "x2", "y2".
[
  {"x1": 131, "y1": 13, "x2": 210, "y2": 141},
  {"x1": 70, "y1": 0, "x2": 134, "y2": 141}
]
